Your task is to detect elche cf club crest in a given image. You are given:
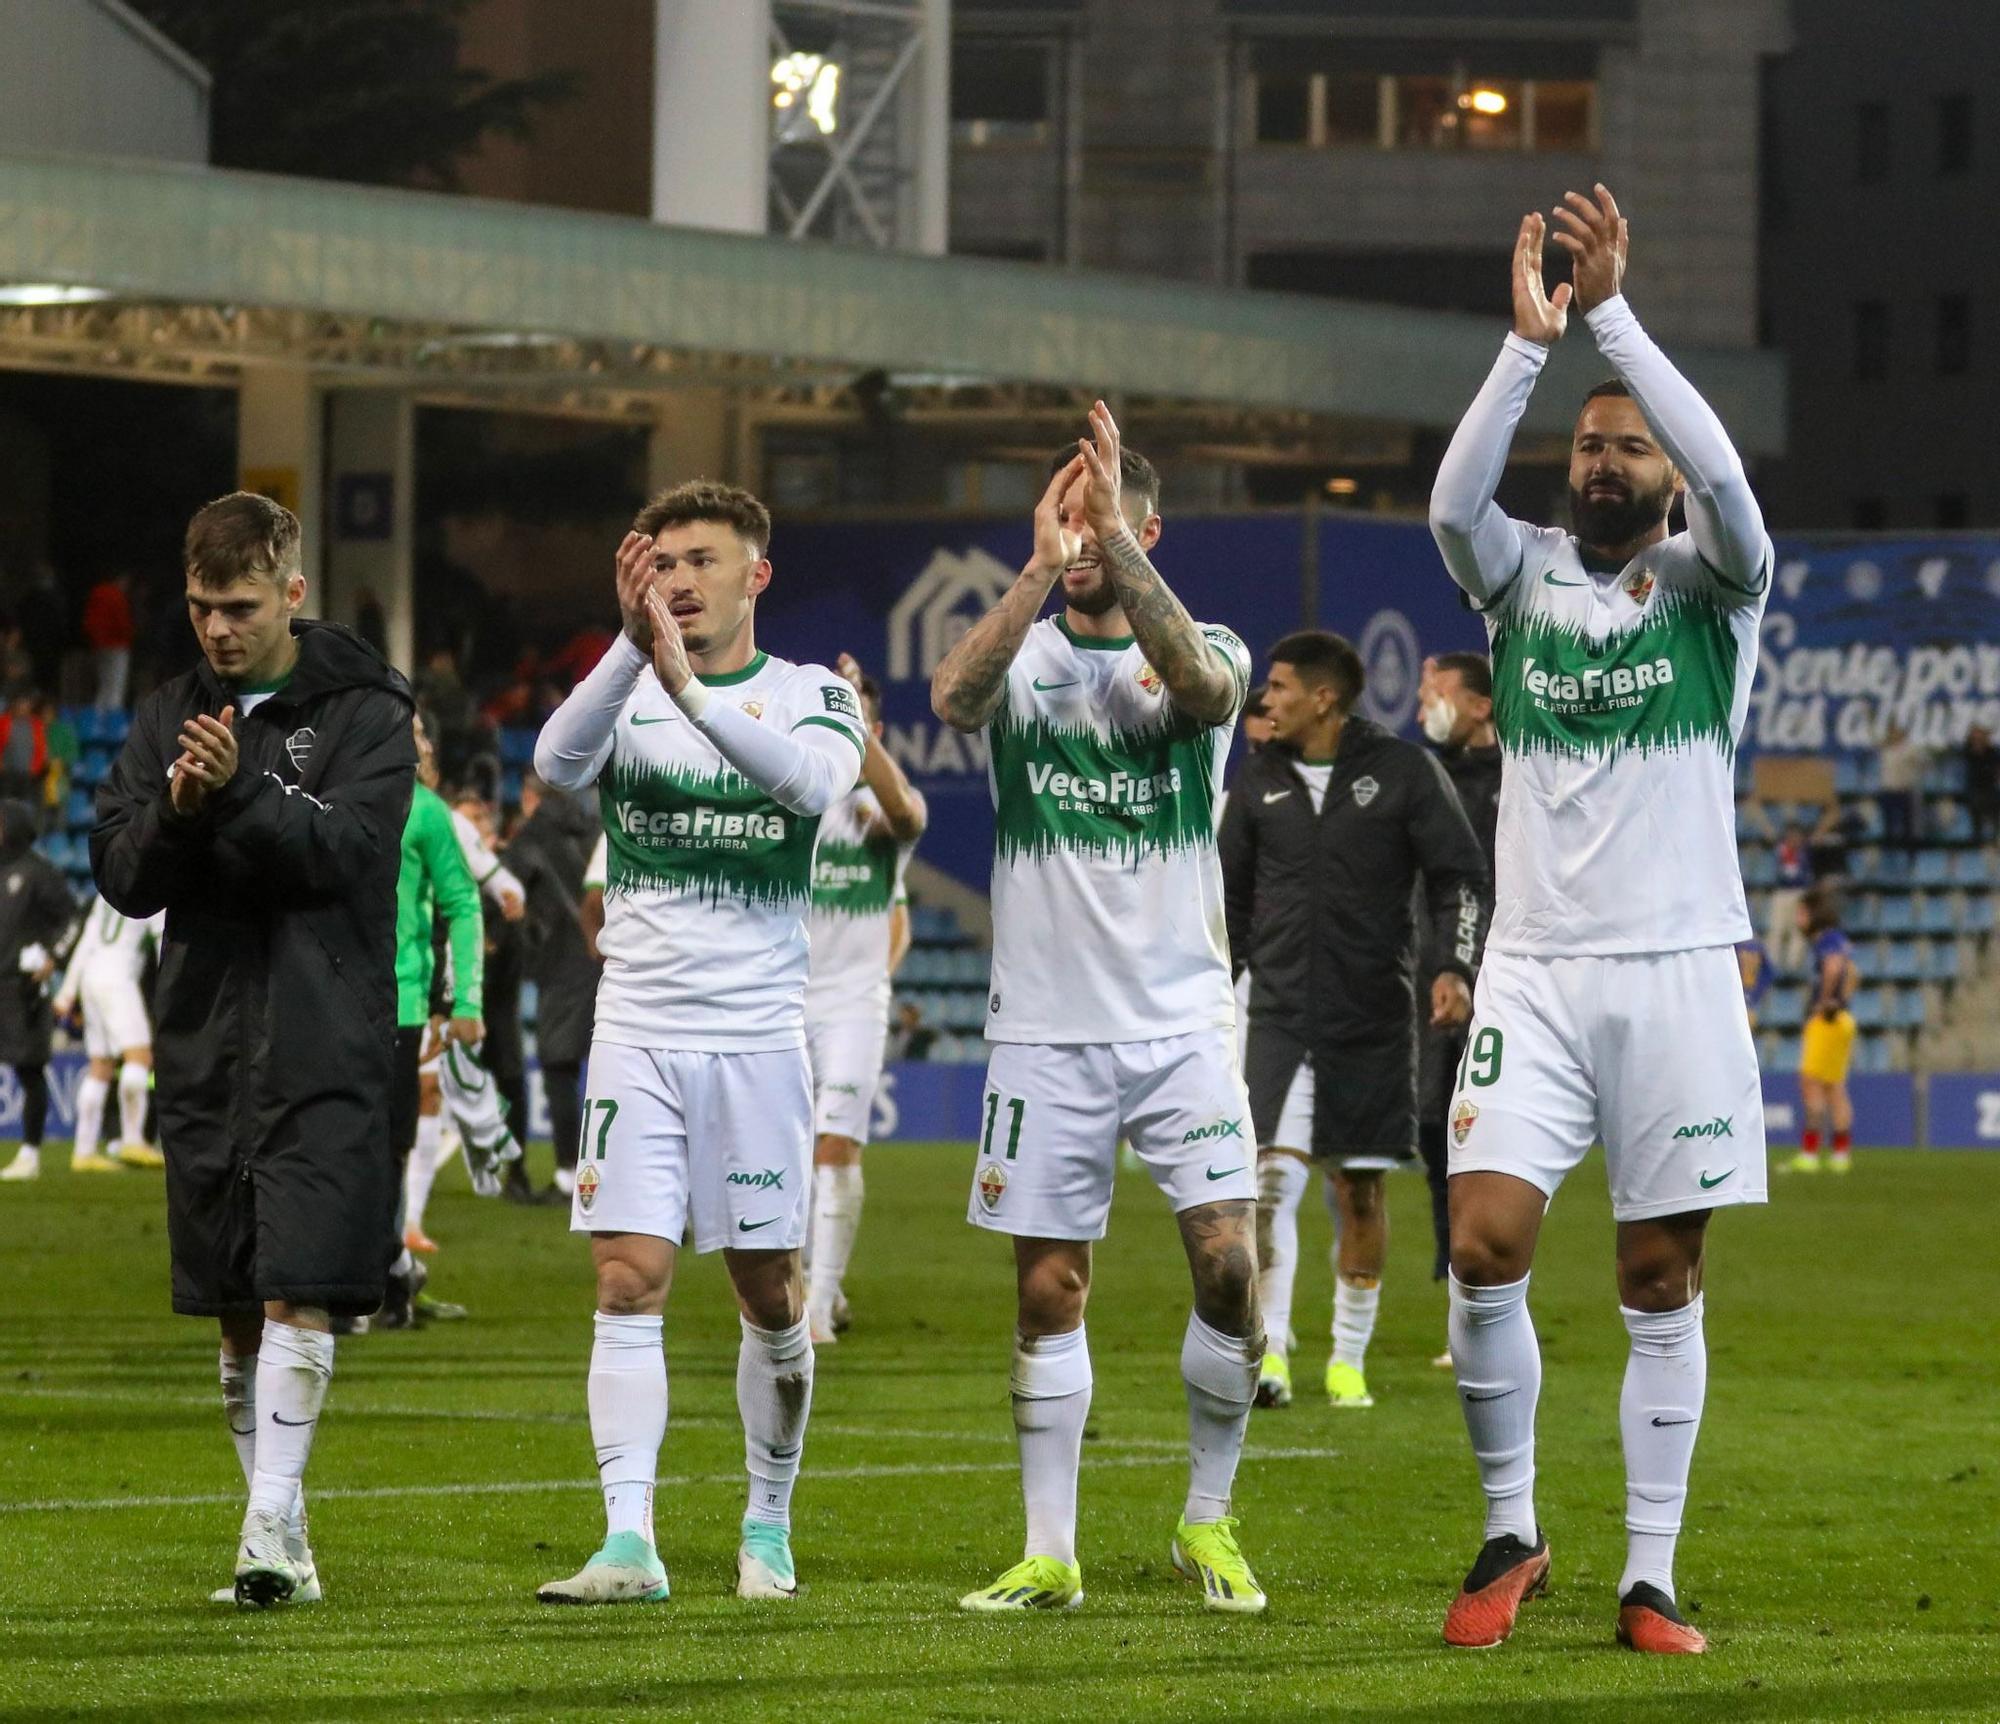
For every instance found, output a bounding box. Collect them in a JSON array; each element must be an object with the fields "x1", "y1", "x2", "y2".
[
  {"x1": 1452, "y1": 1099, "x2": 1479, "y2": 1147},
  {"x1": 1351, "y1": 775, "x2": 1380, "y2": 808},
  {"x1": 1624, "y1": 570, "x2": 1655, "y2": 605},
  {"x1": 576, "y1": 1164, "x2": 600, "y2": 1209},
  {"x1": 285, "y1": 727, "x2": 316, "y2": 772},
  {"x1": 1135, "y1": 662, "x2": 1162, "y2": 695},
  {"x1": 977, "y1": 1161, "x2": 1008, "y2": 1210}
]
